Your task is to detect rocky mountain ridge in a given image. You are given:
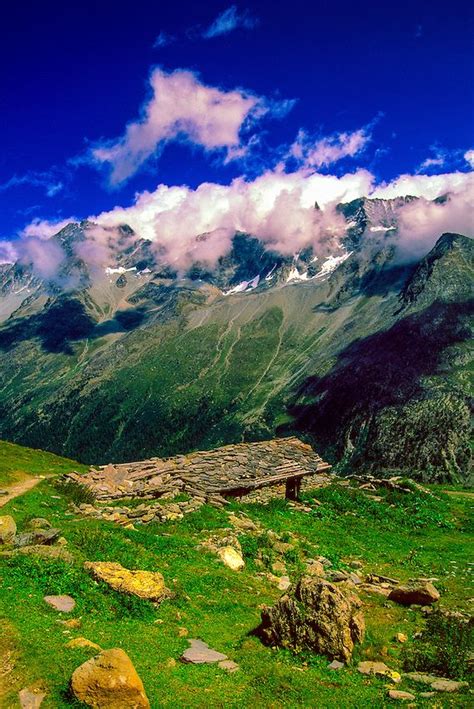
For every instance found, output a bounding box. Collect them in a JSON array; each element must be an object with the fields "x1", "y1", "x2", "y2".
[{"x1": 0, "y1": 196, "x2": 472, "y2": 482}]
